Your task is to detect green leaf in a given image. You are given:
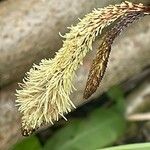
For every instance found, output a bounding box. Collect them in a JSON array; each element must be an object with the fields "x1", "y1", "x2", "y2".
[
  {"x1": 100, "y1": 142, "x2": 150, "y2": 150},
  {"x1": 11, "y1": 136, "x2": 41, "y2": 150},
  {"x1": 107, "y1": 86, "x2": 125, "y2": 113},
  {"x1": 44, "y1": 107, "x2": 126, "y2": 150}
]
